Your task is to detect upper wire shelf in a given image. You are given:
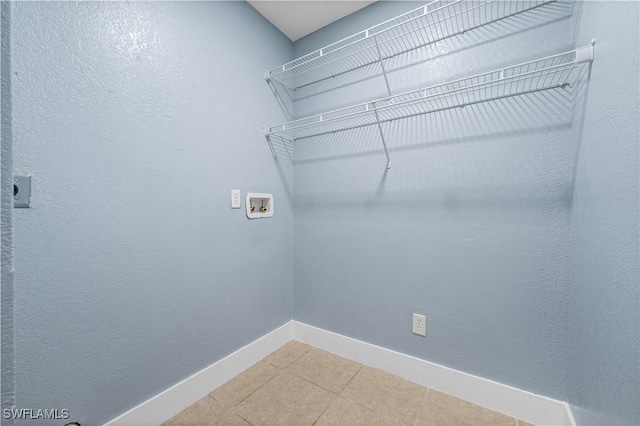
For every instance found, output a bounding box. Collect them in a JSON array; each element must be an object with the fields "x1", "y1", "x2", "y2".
[
  {"x1": 265, "y1": 45, "x2": 593, "y2": 146},
  {"x1": 265, "y1": 0, "x2": 563, "y2": 91}
]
